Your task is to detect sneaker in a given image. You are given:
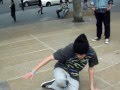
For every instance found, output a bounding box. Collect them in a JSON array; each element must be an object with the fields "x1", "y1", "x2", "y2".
[
  {"x1": 92, "y1": 37, "x2": 101, "y2": 41},
  {"x1": 105, "y1": 39, "x2": 110, "y2": 44},
  {"x1": 41, "y1": 79, "x2": 55, "y2": 89}
]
